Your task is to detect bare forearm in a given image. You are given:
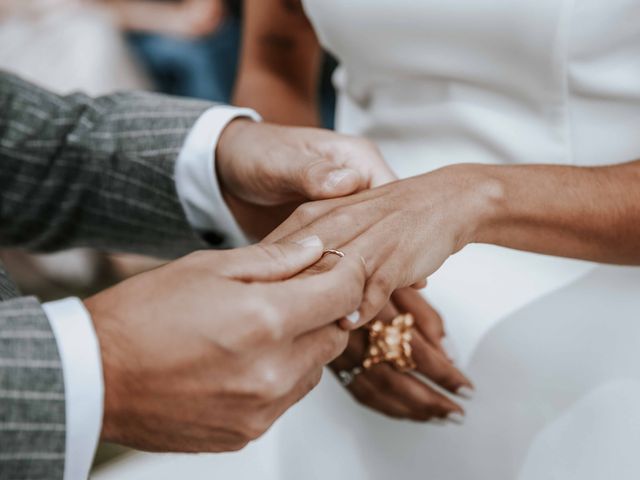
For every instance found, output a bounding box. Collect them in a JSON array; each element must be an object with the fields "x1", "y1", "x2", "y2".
[
  {"x1": 234, "y1": 69, "x2": 320, "y2": 126},
  {"x1": 473, "y1": 161, "x2": 640, "y2": 264},
  {"x1": 234, "y1": 0, "x2": 321, "y2": 126}
]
